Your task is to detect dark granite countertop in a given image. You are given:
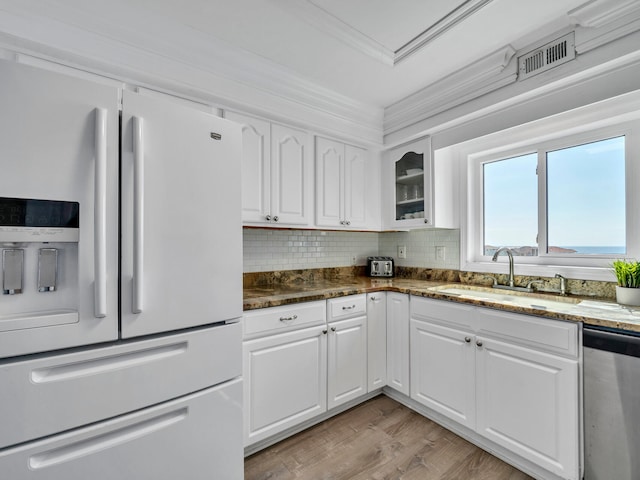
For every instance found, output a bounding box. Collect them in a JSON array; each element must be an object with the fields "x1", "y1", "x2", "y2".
[{"x1": 244, "y1": 276, "x2": 640, "y2": 333}]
